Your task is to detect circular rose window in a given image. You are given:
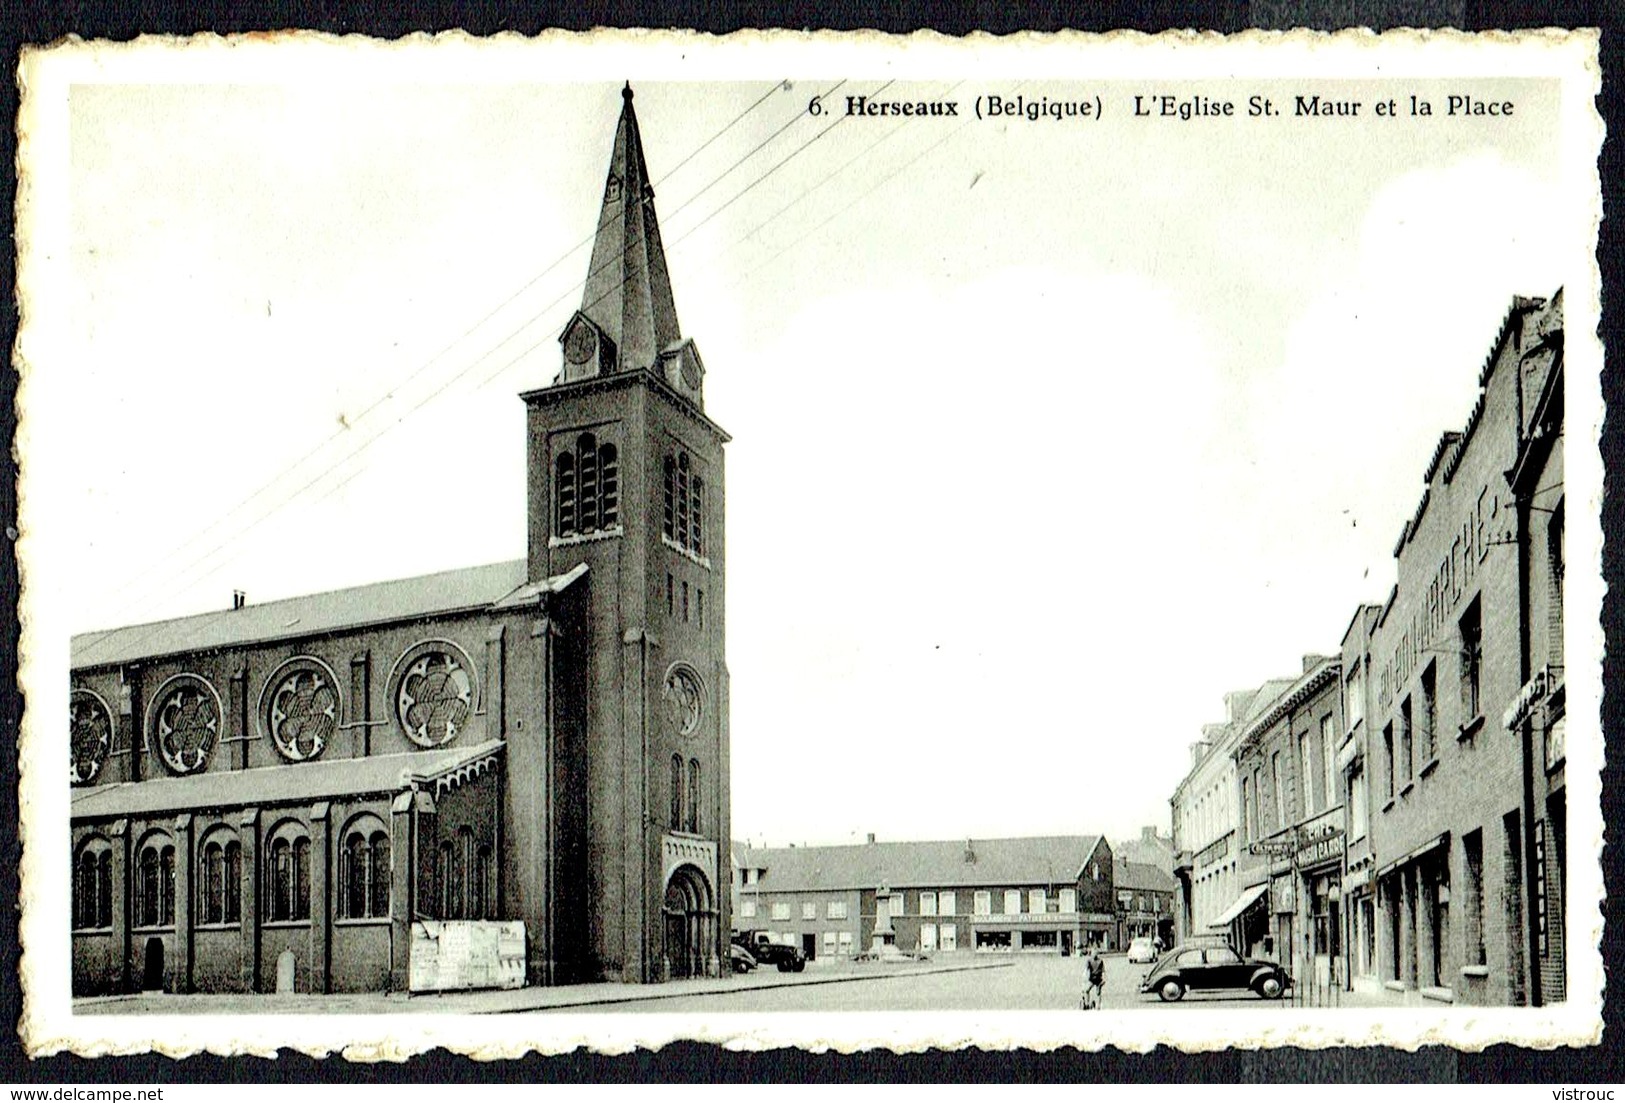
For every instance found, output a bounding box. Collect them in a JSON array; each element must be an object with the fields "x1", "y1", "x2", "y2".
[
  {"x1": 662, "y1": 665, "x2": 703, "y2": 737},
  {"x1": 150, "y1": 676, "x2": 220, "y2": 775},
  {"x1": 396, "y1": 647, "x2": 474, "y2": 748},
  {"x1": 69, "y1": 690, "x2": 113, "y2": 785},
  {"x1": 266, "y1": 662, "x2": 338, "y2": 762}
]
